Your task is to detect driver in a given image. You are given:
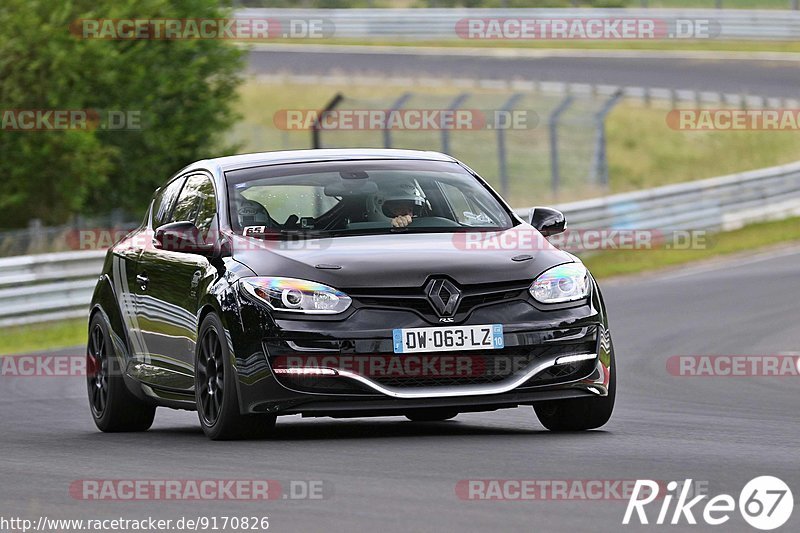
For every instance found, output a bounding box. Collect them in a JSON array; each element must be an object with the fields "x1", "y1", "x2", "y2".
[{"x1": 381, "y1": 181, "x2": 426, "y2": 228}]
